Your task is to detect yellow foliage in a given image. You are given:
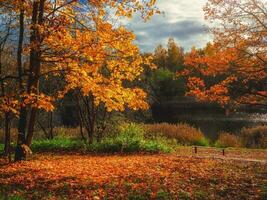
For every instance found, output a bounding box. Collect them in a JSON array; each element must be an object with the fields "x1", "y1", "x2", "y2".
[
  {"x1": 42, "y1": 1, "x2": 157, "y2": 112},
  {"x1": 1, "y1": 0, "x2": 159, "y2": 116}
]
